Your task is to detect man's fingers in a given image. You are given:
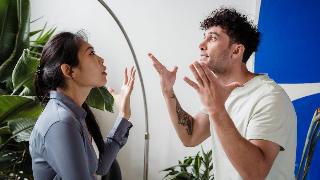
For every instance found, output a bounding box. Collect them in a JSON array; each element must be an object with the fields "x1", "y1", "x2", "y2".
[
  {"x1": 193, "y1": 62, "x2": 209, "y2": 86},
  {"x1": 148, "y1": 53, "x2": 165, "y2": 68},
  {"x1": 153, "y1": 64, "x2": 163, "y2": 74},
  {"x1": 173, "y1": 66, "x2": 178, "y2": 73},
  {"x1": 183, "y1": 76, "x2": 199, "y2": 91},
  {"x1": 201, "y1": 63, "x2": 218, "y2": 84},
  {"x1": 189, "y1": 64, "x2": 204, "y2": 87}
]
